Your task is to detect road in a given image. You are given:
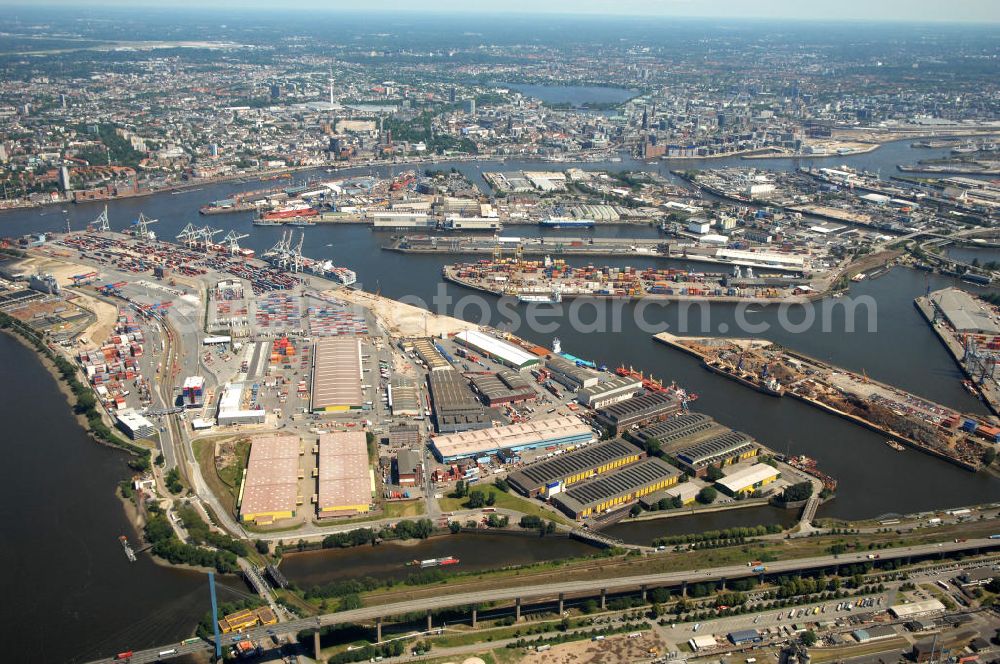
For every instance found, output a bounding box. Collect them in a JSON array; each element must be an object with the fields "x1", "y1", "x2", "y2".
[{"x1": 84, "y1": 537, "x2": 1000, "y2": 664}]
